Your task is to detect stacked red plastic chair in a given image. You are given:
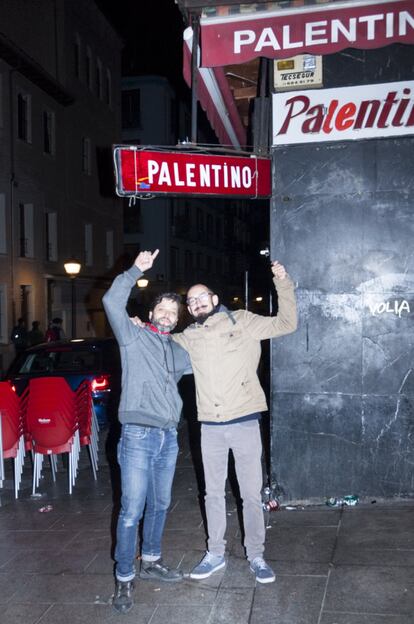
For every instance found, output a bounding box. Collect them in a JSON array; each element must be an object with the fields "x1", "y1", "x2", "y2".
[
  {"x1": 75, "y1": 380, "x2": 99, "y2": 479},
  {"x1": 0, "y1": 381, "x2": 27, "y2": 498},
  {"x1": 25, "y1": 377, "x2": 98, "y2": 495}
]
